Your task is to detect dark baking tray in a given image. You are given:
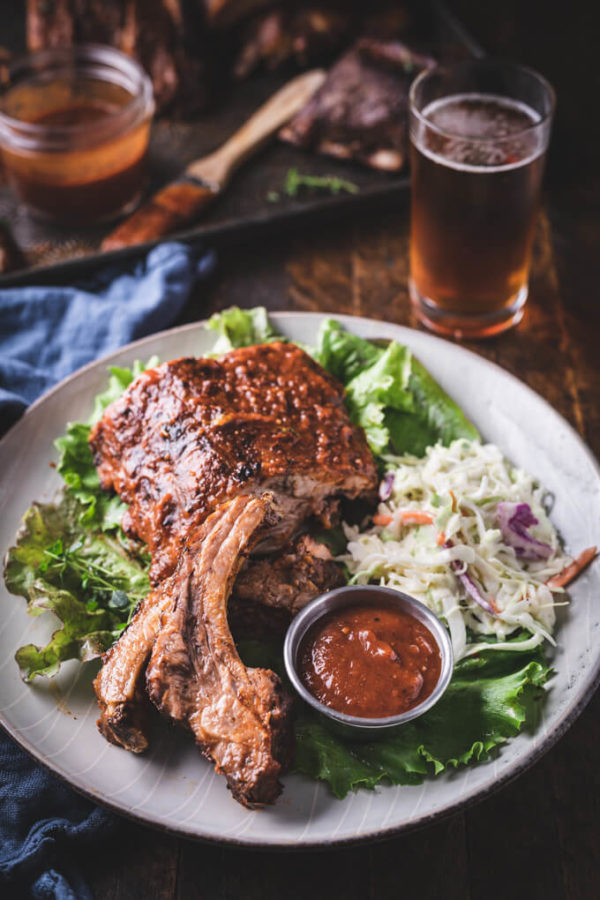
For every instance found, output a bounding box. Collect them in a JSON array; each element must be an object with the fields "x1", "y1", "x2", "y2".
[{"x1": 0, "y1": 1, "x2": 484, "y2": 288}]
